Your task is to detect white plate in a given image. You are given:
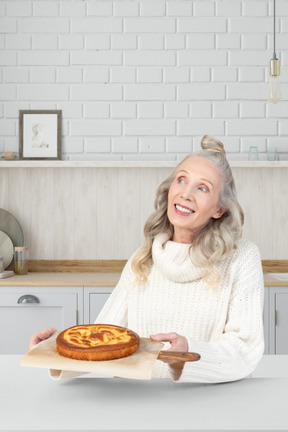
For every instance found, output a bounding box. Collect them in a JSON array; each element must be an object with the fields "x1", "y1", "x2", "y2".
[
  {"x1": 0, "y1": 230, "x2": 14, "y2": 269},
  {"x1": 0, "y1": 208, "x2": 24, "y2": 248}
]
